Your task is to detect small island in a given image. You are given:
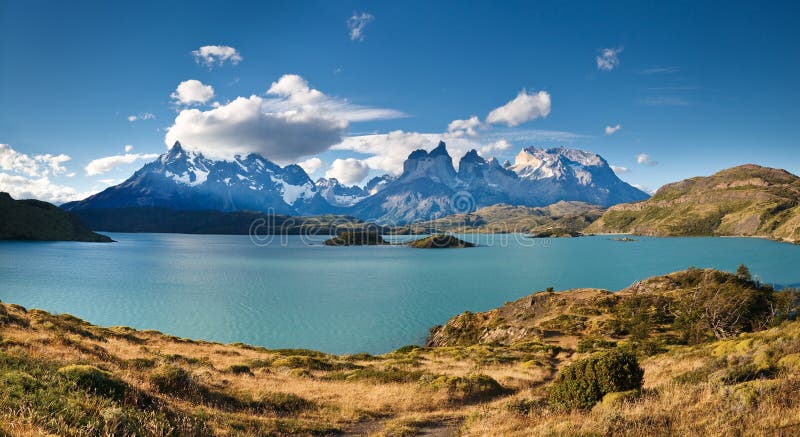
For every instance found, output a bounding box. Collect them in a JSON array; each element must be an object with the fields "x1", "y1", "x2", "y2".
[
  {"x1": 324, "y1": 231, "x2": 475, "y2": 248},
  {"x1": 407, "y1": 234, "x2": 475, "y2": 248},
  {"x1": 323, "y1": 230, "x2": 389, "y2": 246}
]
